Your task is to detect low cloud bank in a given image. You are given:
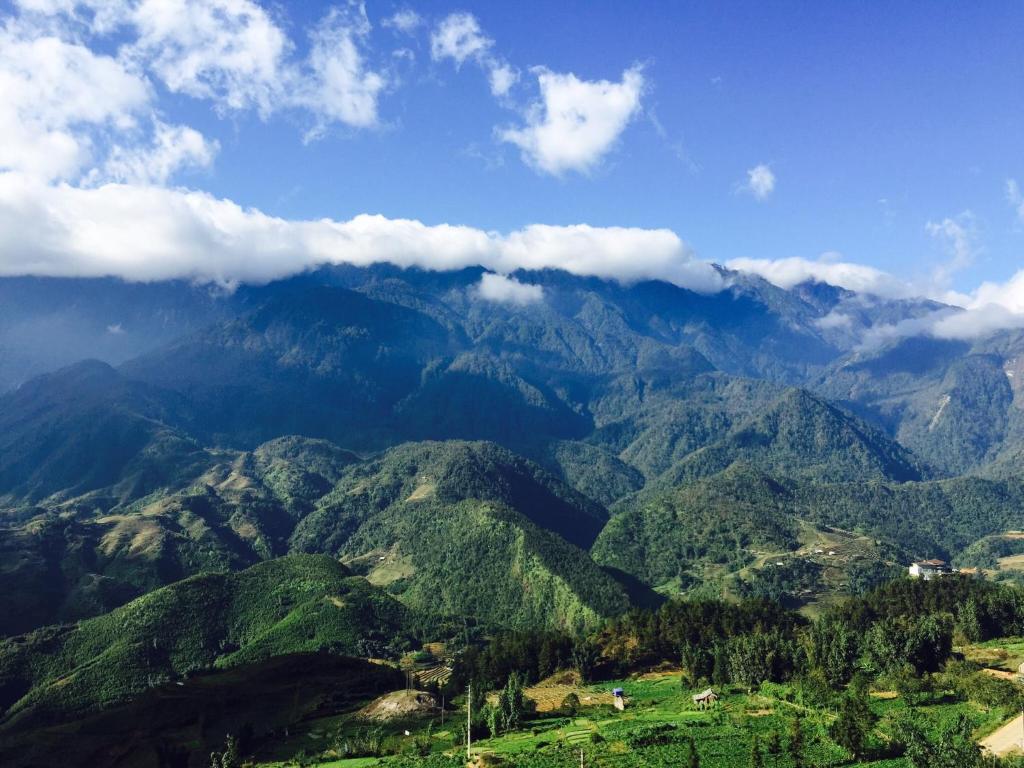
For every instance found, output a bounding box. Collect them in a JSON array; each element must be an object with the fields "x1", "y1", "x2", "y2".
[
  {"x1": 3, "y1": 170, "x2": 1023, "y2": 343},
  {"x1": 727, "y1": 255, "x2": 918, "y2": 299},
  {"x1": 0, "y1": 172, "x2": 723, "y2": 292},
  {"x1": 730, "y1": 254, "x2": 1024, "y2": 344}
]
